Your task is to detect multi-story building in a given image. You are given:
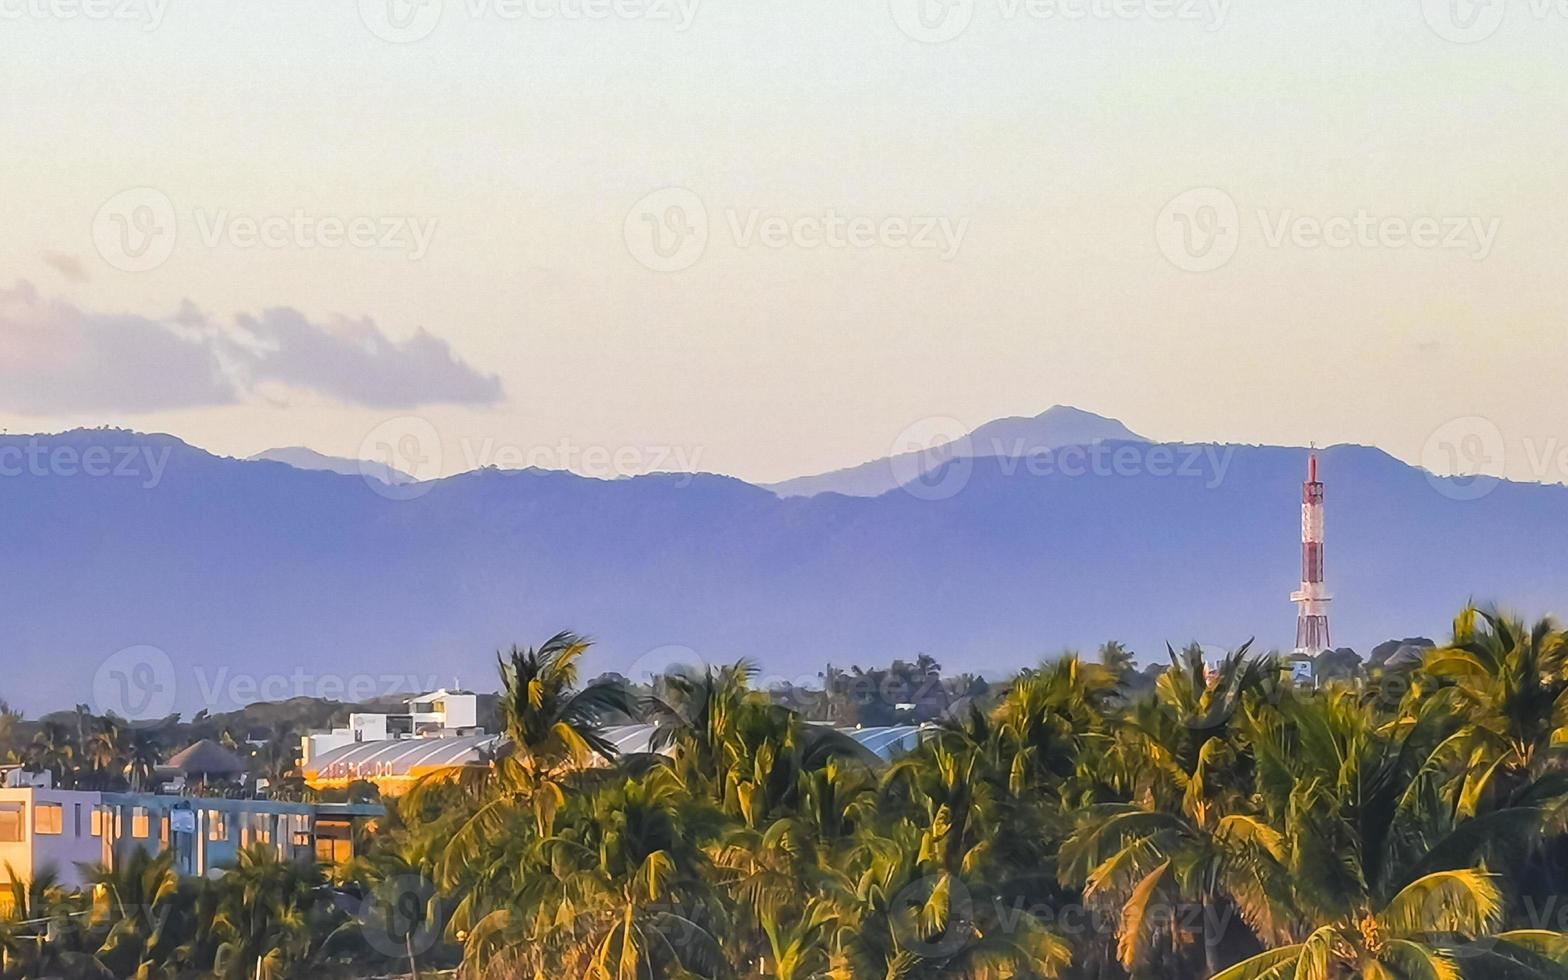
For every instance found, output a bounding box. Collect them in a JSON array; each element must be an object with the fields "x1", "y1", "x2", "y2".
[
  {"x1": 301, "y1": 689, "x2": 483, "y2": 763},
  {"x1": 0, "y1": 786, "x2": 381, "y2": 890}
]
